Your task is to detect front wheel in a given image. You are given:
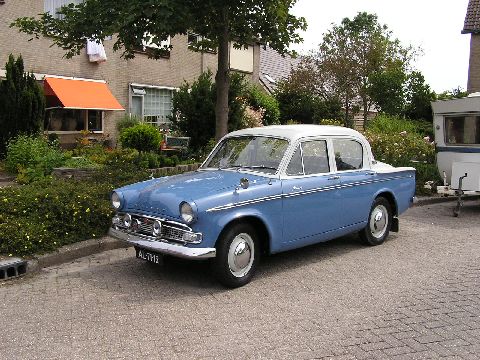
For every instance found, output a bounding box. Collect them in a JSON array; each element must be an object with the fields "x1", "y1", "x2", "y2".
[
  {"x1": 360, "y1": 197, "x2": 392, "y2": 246},
  {"x1": 212, "y1": 223, "x2": 259, "y2": 288}
]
